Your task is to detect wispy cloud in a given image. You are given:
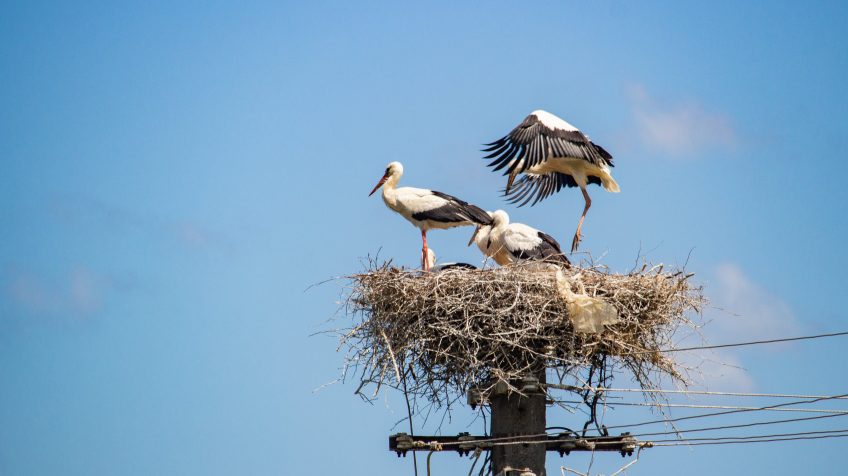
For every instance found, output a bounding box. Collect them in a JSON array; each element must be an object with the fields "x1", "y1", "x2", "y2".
[
  {"x1": 4, "y1": 267, "x2": 111, "y2": 318},
  {"x1": 6, "y1": 272, "x2": 58, "y2": 314},
  {"x1": 49, "y1": 194, "x2": 234, "y2": 254},
  {"x1": 626, "y1": 84, "x2": 737, "y2": 157},
  {"x1": 68, "y1": 268, "x2": 102, "y2": 314},
  {"x1": 682, "y1": 262, "x2": 800, "y2": 391},
  {"x1": 708, "y1": 262, "x2": 801, "y2": 341}
]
